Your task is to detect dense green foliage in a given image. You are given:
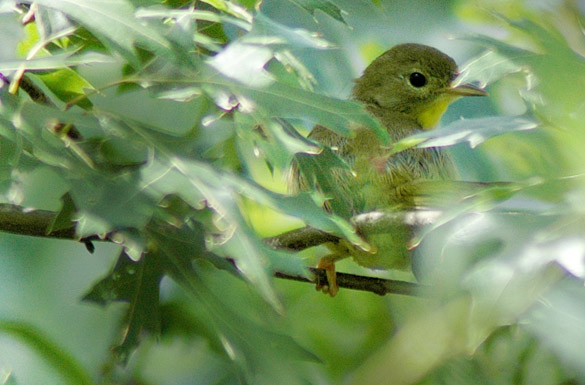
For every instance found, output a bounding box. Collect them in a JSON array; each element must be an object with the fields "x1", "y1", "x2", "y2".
[{"x1": 1, "y1": 0, "x2": 585, "y2": 384}]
